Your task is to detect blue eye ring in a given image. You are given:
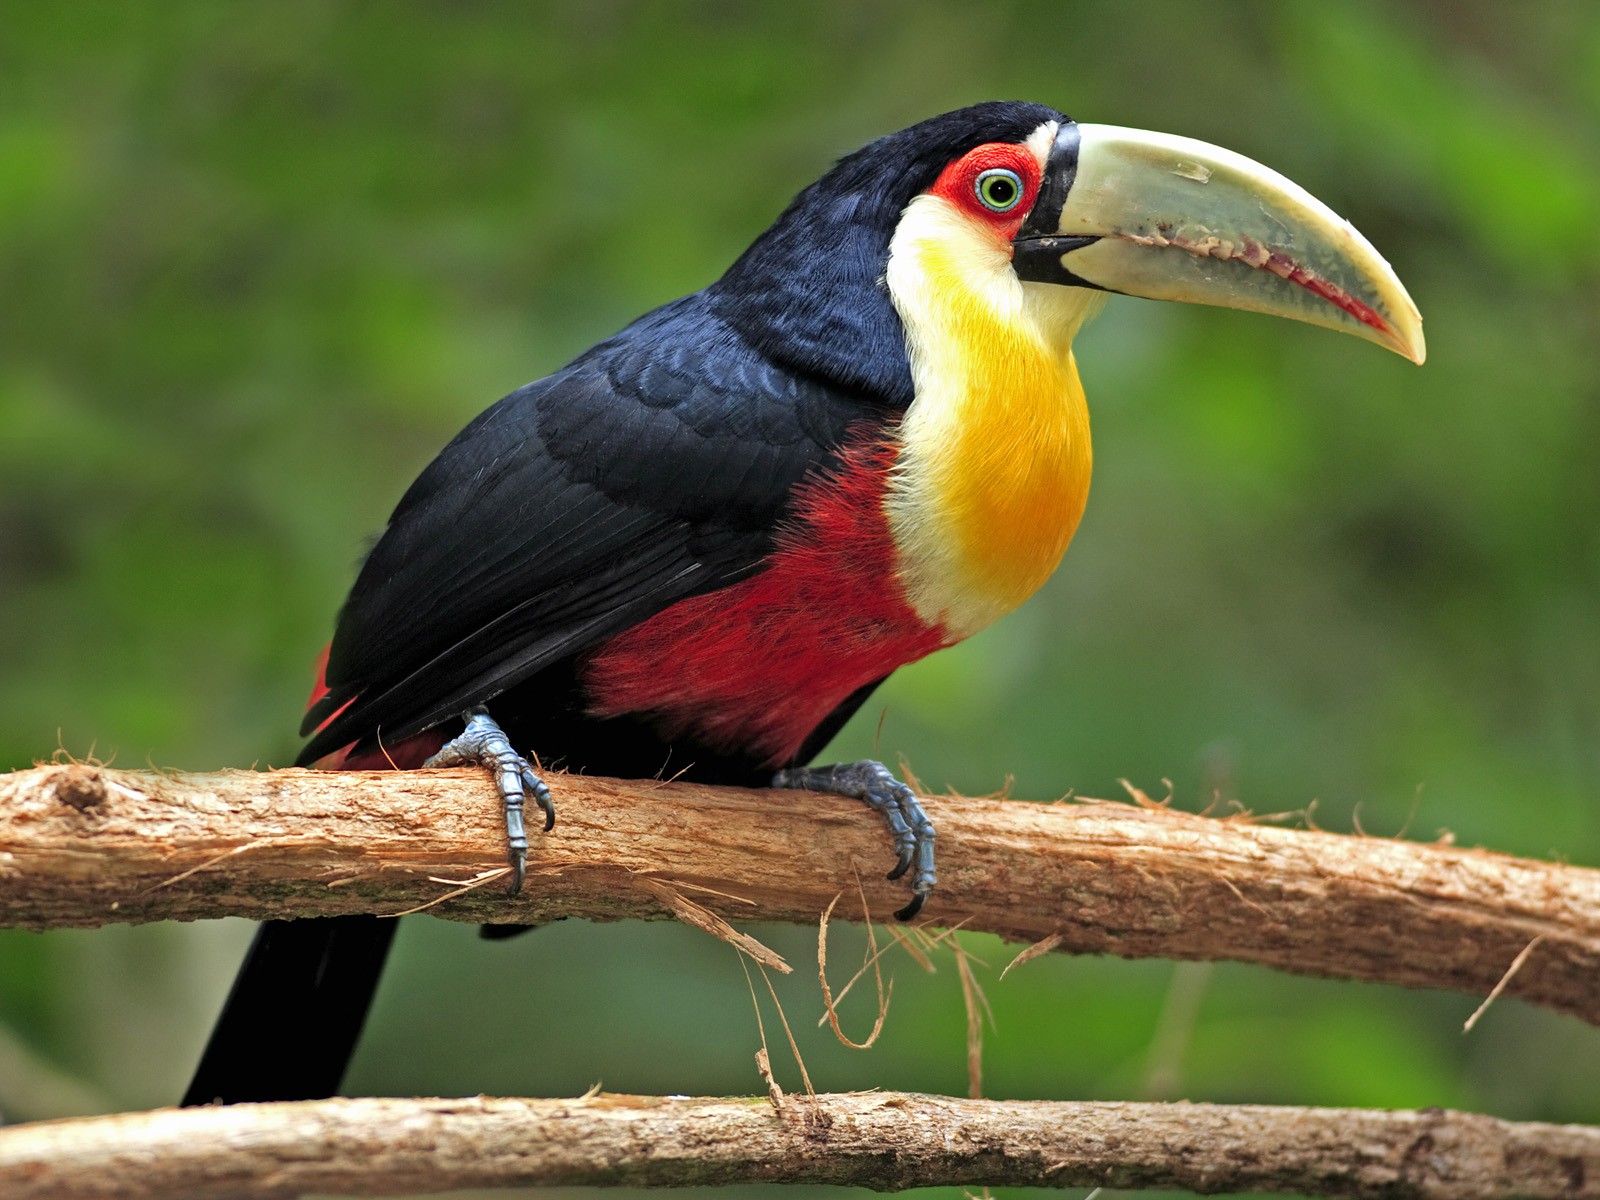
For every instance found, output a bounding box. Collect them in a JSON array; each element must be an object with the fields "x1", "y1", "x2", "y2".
[{"x1": 974, "y1": 167, "x2": 1025, "y2": 213}]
